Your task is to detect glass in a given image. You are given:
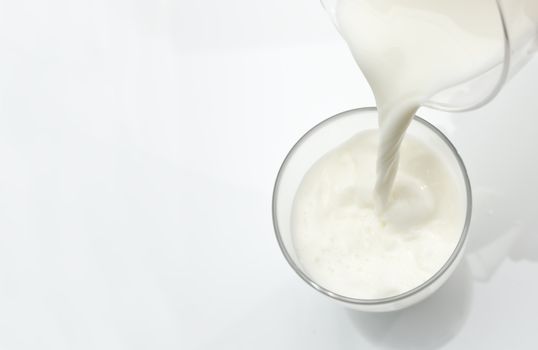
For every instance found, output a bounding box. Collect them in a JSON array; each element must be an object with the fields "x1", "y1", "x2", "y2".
[
  {"x1": 272, "y1": 108, "x2": 472, "y2": 312},
  {"x1": 321, "y1": 0, "x2": 538, "y2": 112}
]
